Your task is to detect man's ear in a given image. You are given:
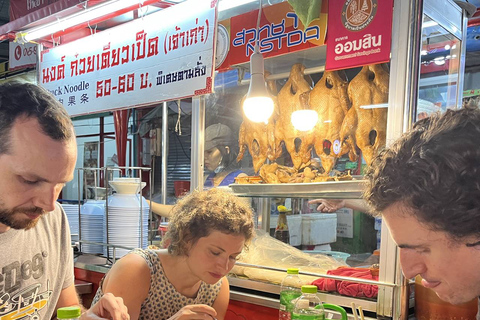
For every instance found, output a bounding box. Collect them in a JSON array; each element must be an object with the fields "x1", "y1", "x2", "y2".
[{"x1": 225, "y1": 146, "x2": 230, "y2": 154}]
